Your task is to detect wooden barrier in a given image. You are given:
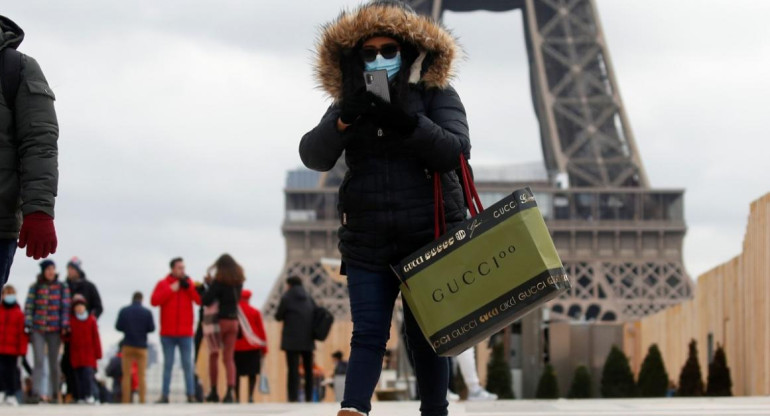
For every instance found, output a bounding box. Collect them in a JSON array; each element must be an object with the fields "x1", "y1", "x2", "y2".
[{"x1": 624, "y1": 192, "x2": 770, "y2": 396}]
